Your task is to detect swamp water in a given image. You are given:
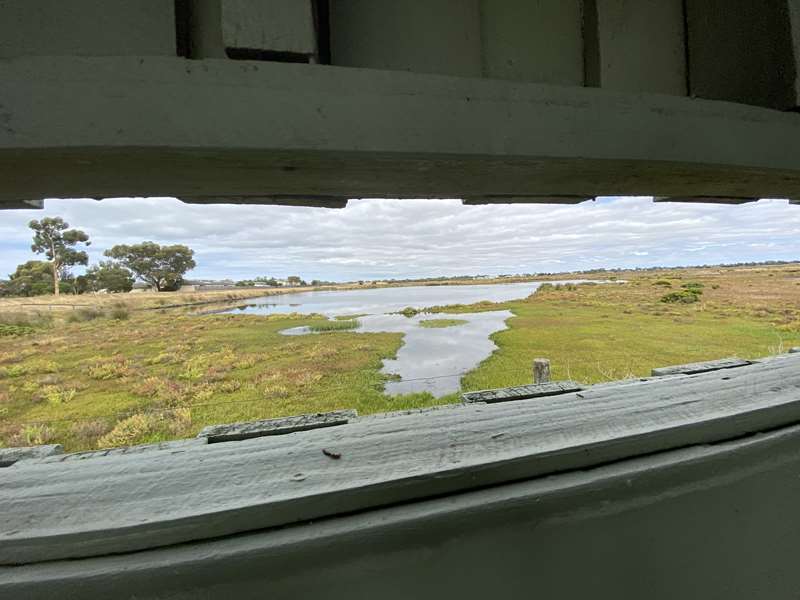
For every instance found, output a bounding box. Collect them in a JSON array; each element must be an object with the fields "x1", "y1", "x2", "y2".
[{"x1": 220, "y1": 281, "x2": 590, "y2": 396}]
